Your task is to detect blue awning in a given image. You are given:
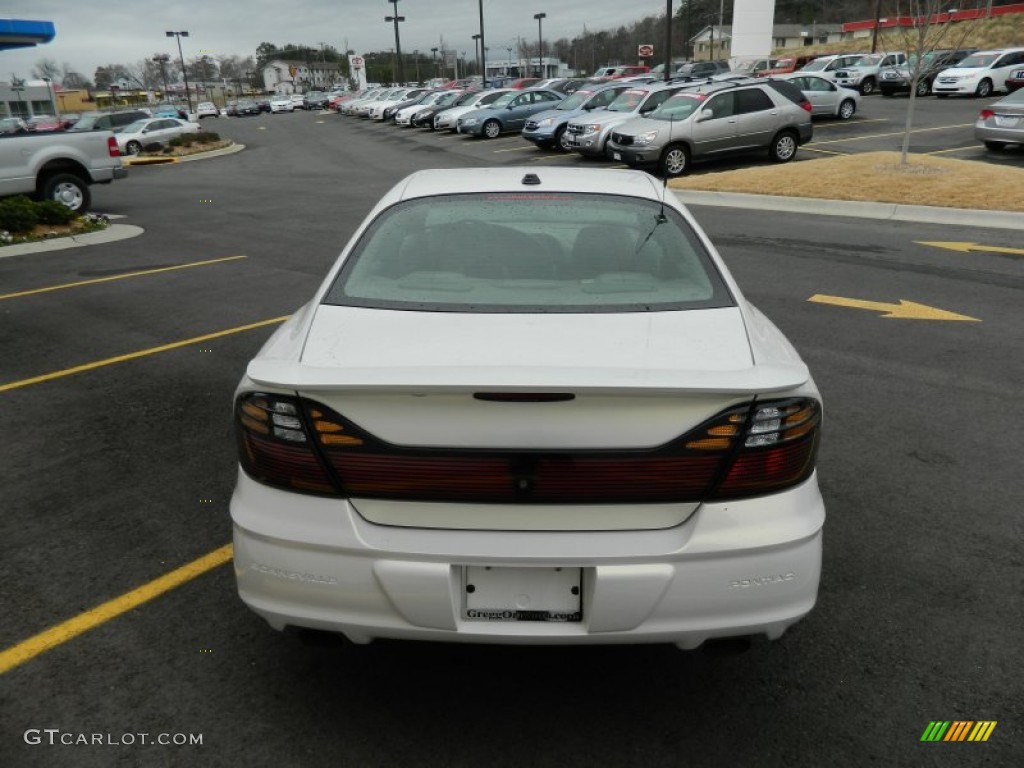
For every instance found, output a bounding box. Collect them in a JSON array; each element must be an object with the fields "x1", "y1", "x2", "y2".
[{"x1": 0, "y1": 19, "x2": 56, "y2": 51}]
